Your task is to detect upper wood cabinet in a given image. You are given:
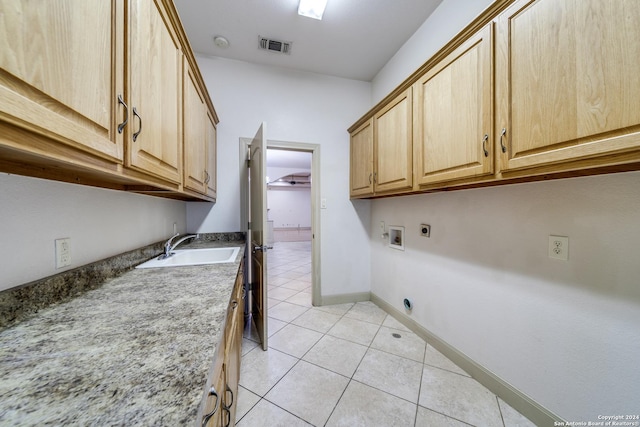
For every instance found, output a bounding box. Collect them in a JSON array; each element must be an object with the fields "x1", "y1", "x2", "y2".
[
  {"x1": 496, "y1": 0, "x2": 640, "y2": 174},
  {"x1": 183, "y1": 60, "x2": 208, "y2": 194},
  {"x1": 206, "y1": 110, "x2": 218, "y2": 200},
  {"x1": 413, "y1": 24, "x2": 493, "y2": 187},
  {"x1": 127, "y1": 0, "x2": 182, "y2": 184},
  {"x1": 349, "y1": 89, "x2": 413, "y2": 198},
  {"x1": 0, "y1": 0, "x2": 219, "y2": 201},
  {"x1": 349, "y1": 119, "x2": 374, "y2": 197},
  {"x1": 374, "y1": 88, "x2": 413, "y2": 194},
  {"x1": 0, "y1": 0, "x2": 124, "y2": 162}
]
